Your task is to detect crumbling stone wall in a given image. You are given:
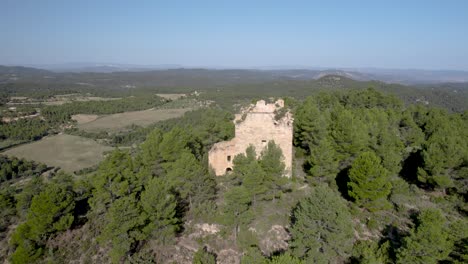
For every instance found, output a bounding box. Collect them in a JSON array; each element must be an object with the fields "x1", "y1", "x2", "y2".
[{"x1": 208, "y1": 99, "x2": 293, "y2": 177}]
